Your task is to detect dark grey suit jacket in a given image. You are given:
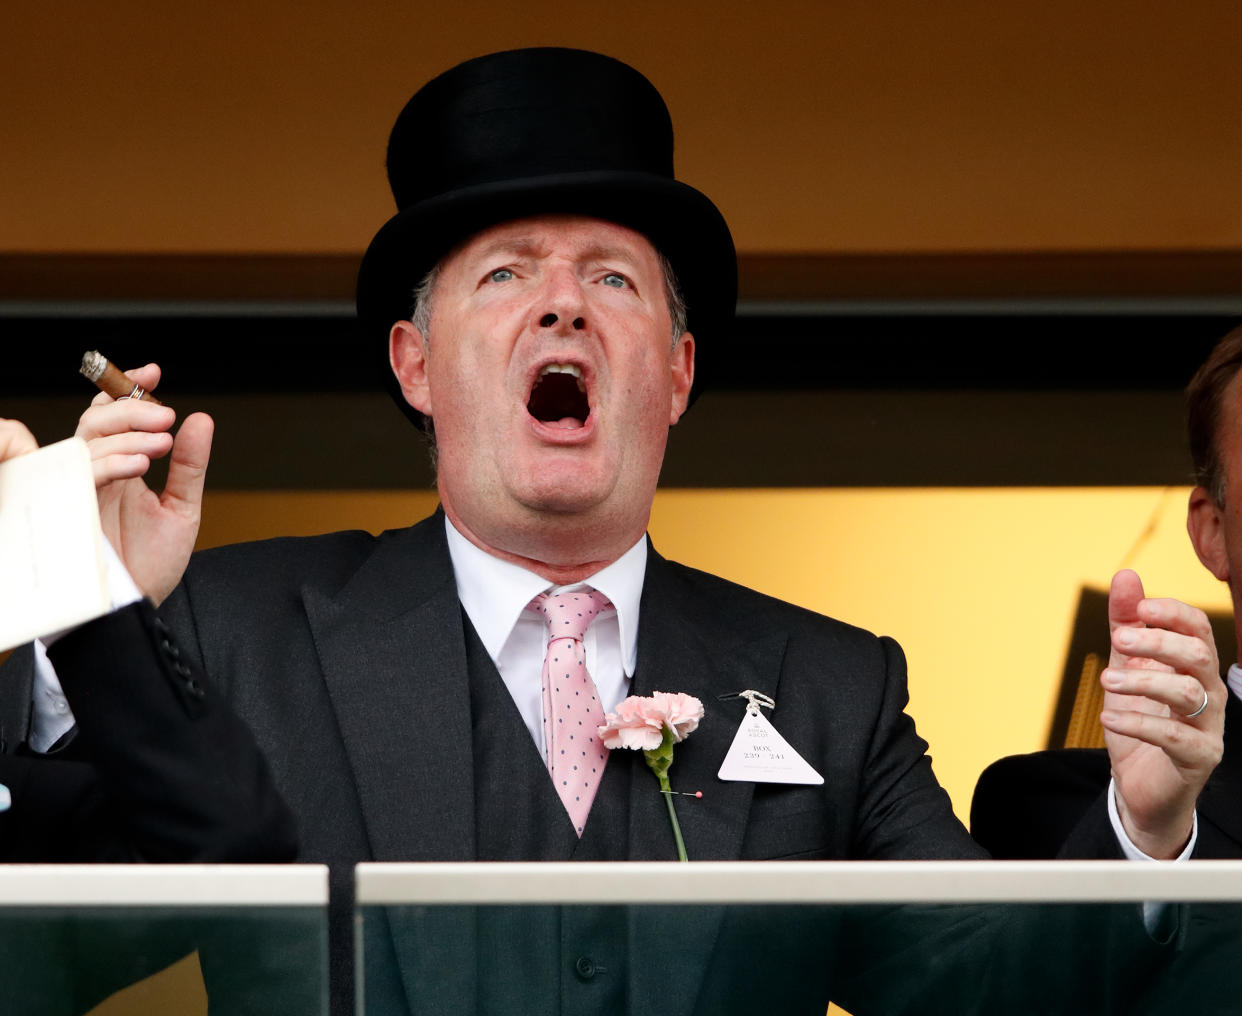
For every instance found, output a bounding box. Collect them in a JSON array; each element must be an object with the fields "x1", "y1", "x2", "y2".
[
  {"x1": 158, "y1": 511, "x2": 977, "y2": 866},
  {"x1": 139, "y1": 511, "x2": 1155, "y2": 1015}
]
